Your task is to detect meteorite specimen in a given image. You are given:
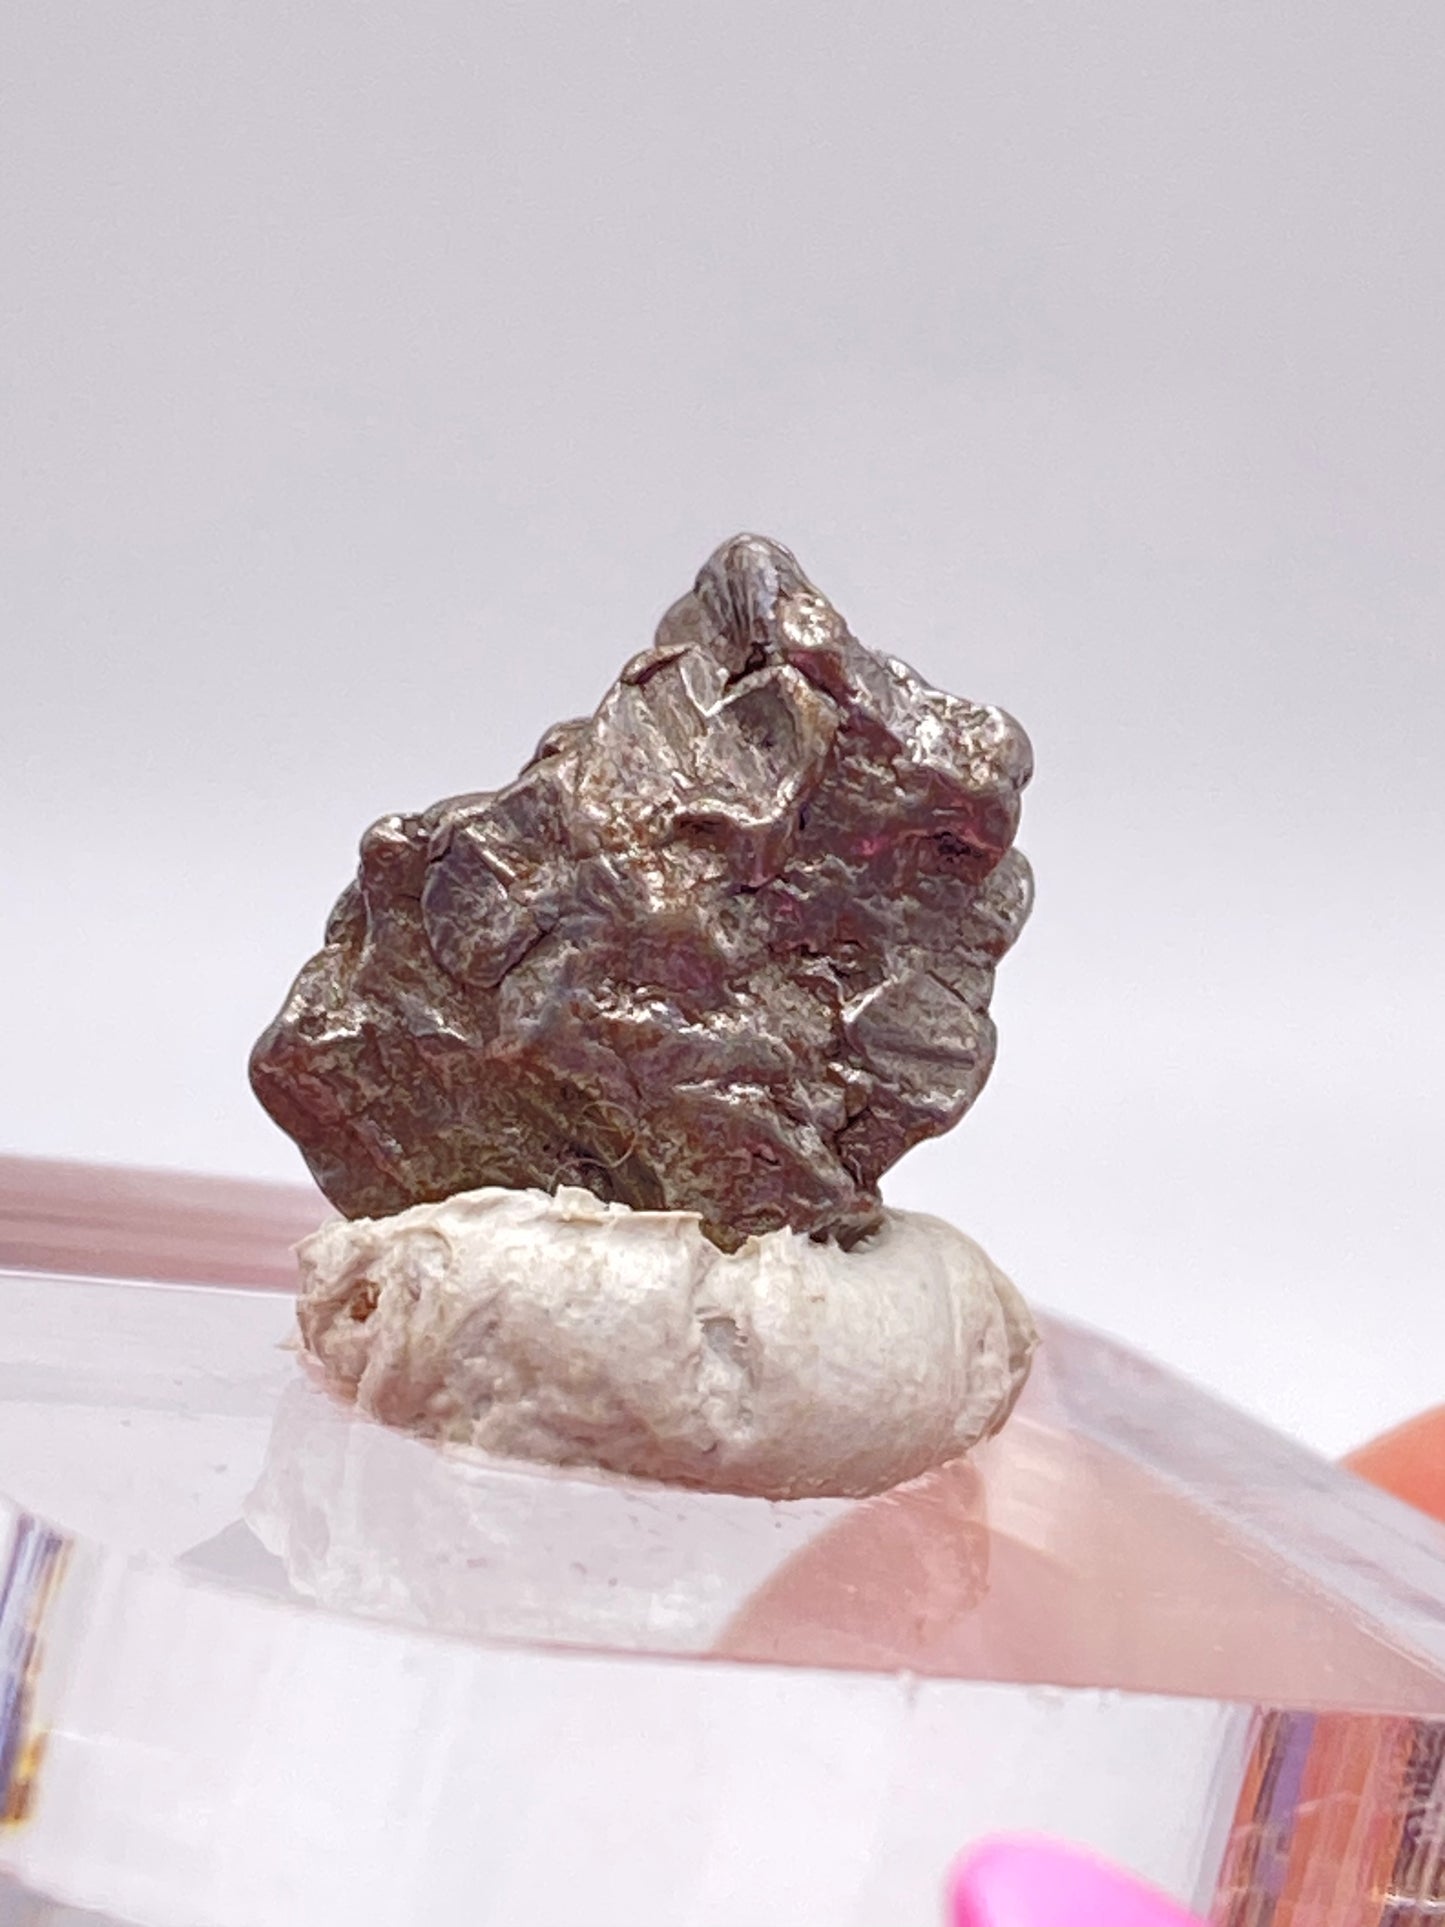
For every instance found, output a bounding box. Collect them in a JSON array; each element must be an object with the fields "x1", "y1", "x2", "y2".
[{"x1": 251, "y1": 535, "x2": 1033, "y2": 1251}]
